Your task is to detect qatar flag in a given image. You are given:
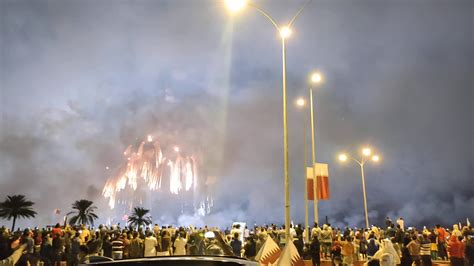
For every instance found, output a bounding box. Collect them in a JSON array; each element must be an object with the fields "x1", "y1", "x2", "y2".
[
  {"x1": 306, "y1": 163, "x2": 330, "y2": 200},
  {"x1": 255, "y1": 236, "x2": 281, "y2": 265},
  {"x1": 275, "y1": 240, "x2": 305, "y2": 266}
]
